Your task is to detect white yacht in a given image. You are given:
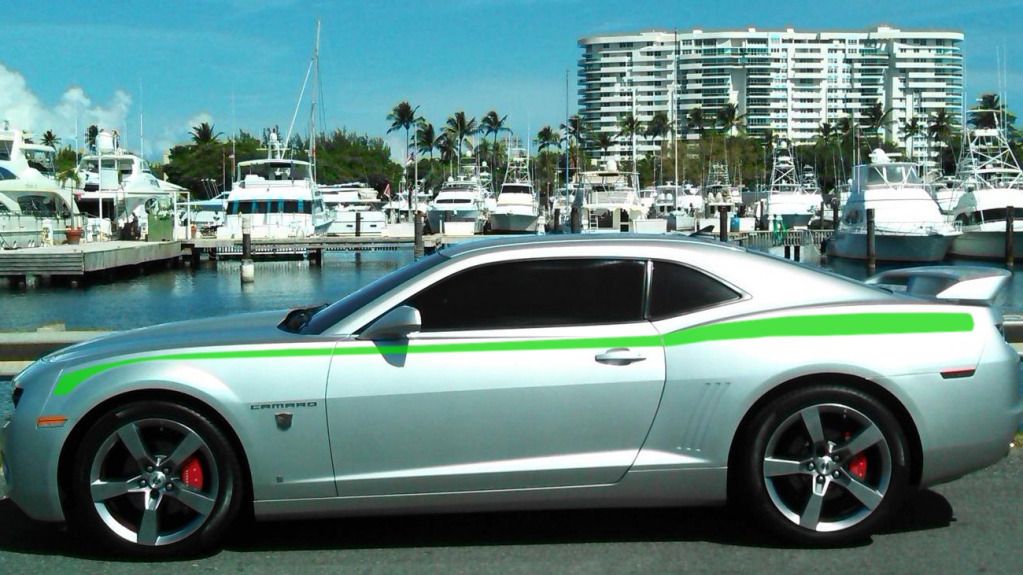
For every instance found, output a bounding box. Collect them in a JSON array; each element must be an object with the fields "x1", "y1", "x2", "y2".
[
  {"x1": 73, "y1": 130, "x2": 174, "y2": 236},
  {"x1": 0, "y1": 124, "x2": 81, "y2": 246},
  {"x1": 216, "y1": 130, "x2": 330, "y2": 240},
  {"x1": 320, "y1": 181, "x2": 386, "y2": 236},
  {"x1": 765, "y1": 141, "x2": 821, "y2": 229},
  {"x1": 578, "y1": 160, "x2": 645, "y2": 232},
  {"x1": 489, "y1": 148, "x2": 539, "y2": 233},
  {"x1": 650, "y1": 183, "x2": 702, "y2": 231},
  {"x1": 828, "y1": 149, "x2": 959, "y2": 262},
  {"x1": 426, "y1": 159, "x2": 490, "y2": 234},
  {"x1": 702, "y1": 161, "x2": 742, "y2": 214},
  {"x1": 948, "y1": 121, "x2": 1023, "y2": 259}
]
